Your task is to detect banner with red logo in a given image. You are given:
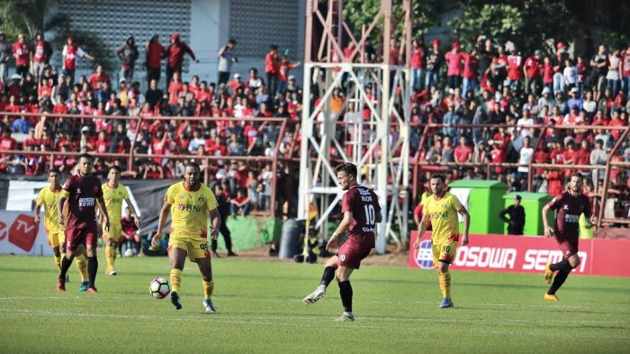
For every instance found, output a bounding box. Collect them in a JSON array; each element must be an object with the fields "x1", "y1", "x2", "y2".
[
  {"x1": 0, "y1": 211, "x2": 51, "y2": 256},
  {"x1": 408, "y1": 232, "x2": 630, "y2": 277}
]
